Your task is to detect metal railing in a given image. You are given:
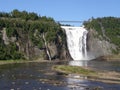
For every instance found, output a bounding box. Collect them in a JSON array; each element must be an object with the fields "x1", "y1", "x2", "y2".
[{"x1": 57, "y1": 21, "x2": 83, "y2": 23}]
